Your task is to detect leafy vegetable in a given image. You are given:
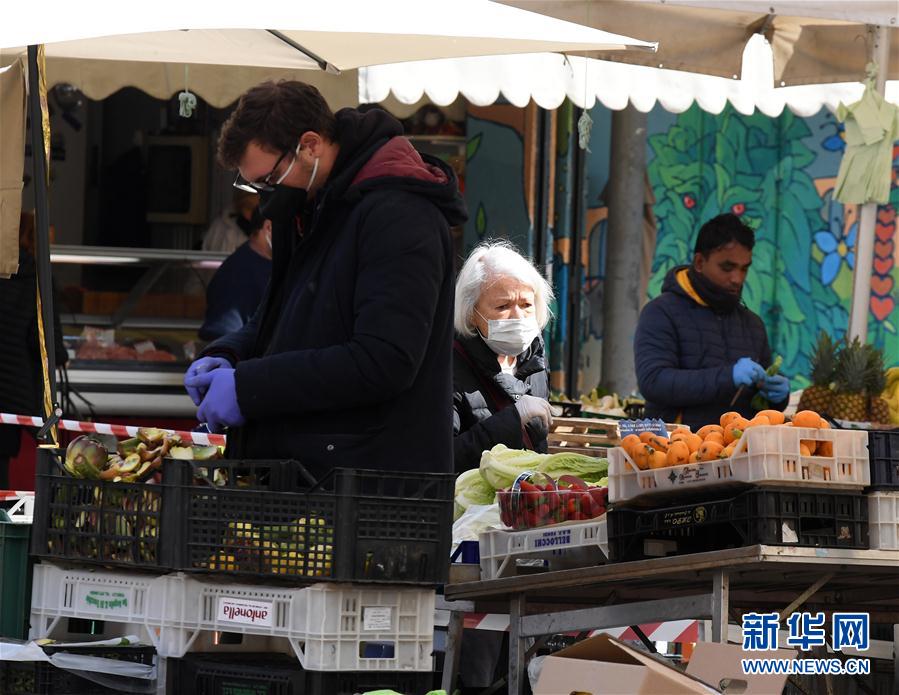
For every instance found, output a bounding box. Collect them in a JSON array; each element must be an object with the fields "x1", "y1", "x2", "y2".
[
  {"x1": 477, "y1": 444, "x2": 609, "y2": 491},
  {"x1": 454, "y1": 468, "x2": 497, "y2": 521},
  {"x1": 536, "y1": 452, "x2": 609, "y2": 483}
]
